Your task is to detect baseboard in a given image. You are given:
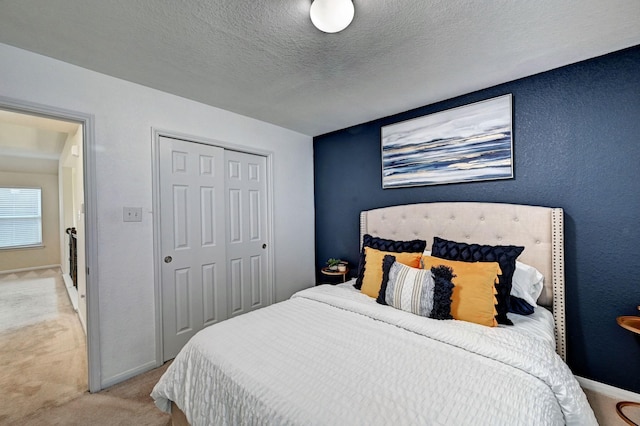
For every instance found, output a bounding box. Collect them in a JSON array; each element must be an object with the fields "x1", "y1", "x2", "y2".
[
  {"x1": 100, "y1": 360, "x2": 158, "y2": 390},
  {"x1": 62, "y1": 274, "x2": 79, "y2": 312},
  {"x1": 577, "y1": 376, "x2": 640, "y2": 402},
  {"x1": 0, "y1": 264, "x2": 61, "y2": 275}
]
